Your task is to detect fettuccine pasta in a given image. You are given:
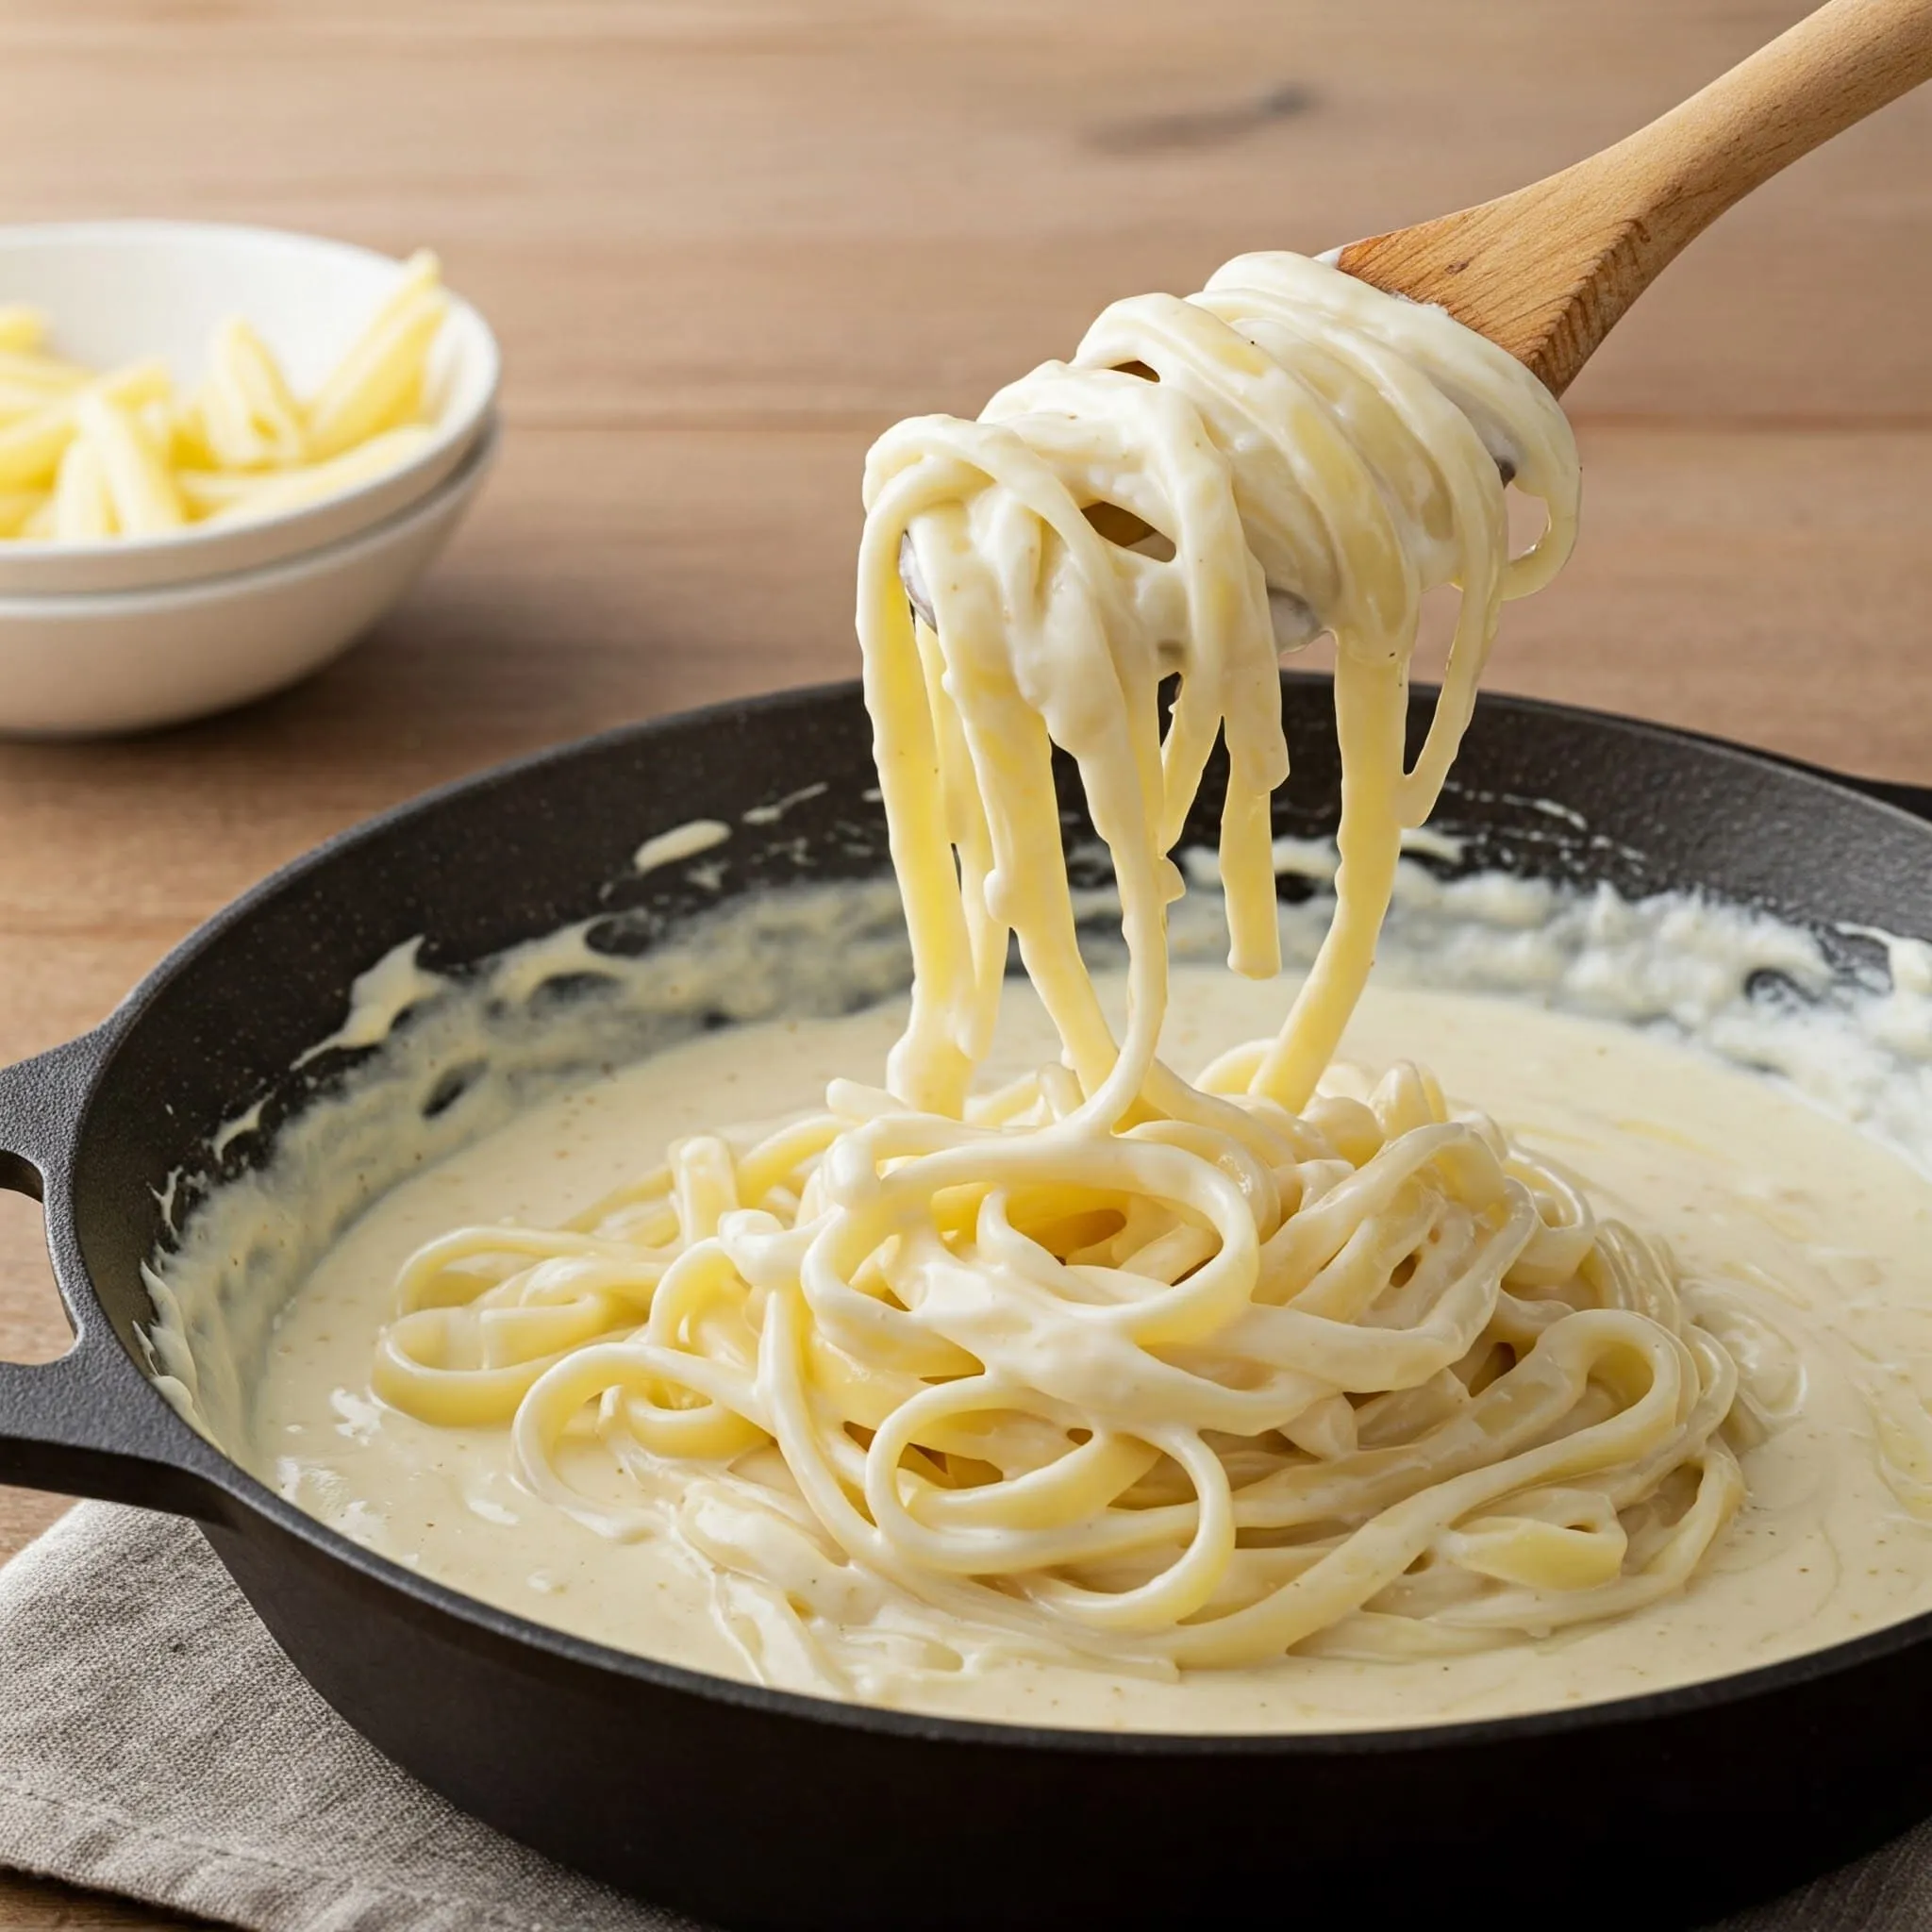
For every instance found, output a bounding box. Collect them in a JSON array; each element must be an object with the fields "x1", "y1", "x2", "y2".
[{"x1": 369, "y1": 252, "x2": 1750, "y2": 1675}]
